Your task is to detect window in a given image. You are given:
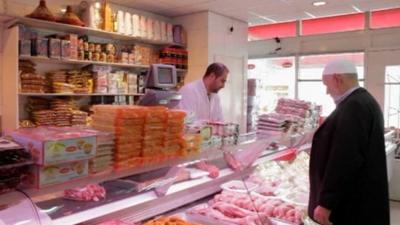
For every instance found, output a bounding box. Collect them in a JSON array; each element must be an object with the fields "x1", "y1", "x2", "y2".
[
  {"x1": 384, "y1": 66, "x2": 400, "y2": 128},
  {"x1": 248, "y1": 57, "x2": 296, "y2": 113},
  {"x1": 248, "y1": 22, "x2": 296, "y2": 41},
  {"x1": 298, "y1": 53, "x2": 364, "y2": 116},
  {"x1": 371, "y1": 8, "x2": 400, "y2": 29},
  {"x1": 301, "y1": 13, "x2": 365, "y2": 36}
]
